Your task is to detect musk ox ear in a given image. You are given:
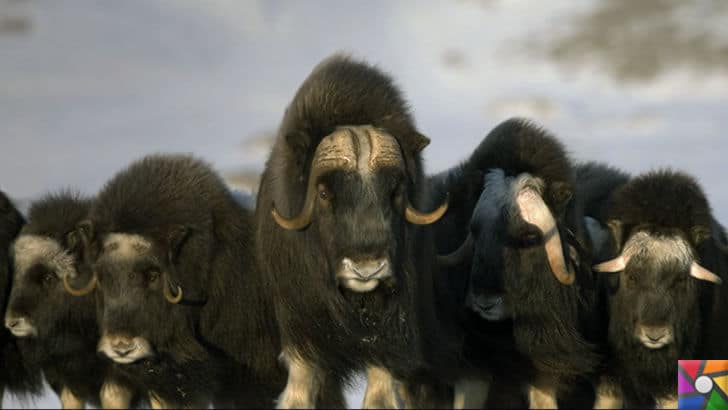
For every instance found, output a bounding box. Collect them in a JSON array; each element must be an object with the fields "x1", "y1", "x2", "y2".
[
  {"x1": 691, "y1": 225, "x2": 711, "y2": 246},
  {"x1": 284, "y1": 130, "x2": 313, "y2": 157},
  {"x1": 410, "y1": 132, "x2": 431, "y2": 153},
  {"x1": 167, "y1": 225, "x2": 189, "y2": 259},
  {"x1": 549, "y1": 181, "x2": 573, "y2": 208}
]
